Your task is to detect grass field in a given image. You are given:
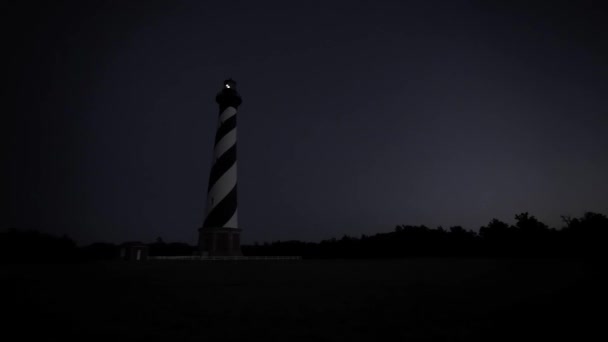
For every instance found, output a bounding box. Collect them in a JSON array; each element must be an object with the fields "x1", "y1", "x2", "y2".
[{"x1": 3, "y1": 258, "x2": 599, "y2": 341}]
